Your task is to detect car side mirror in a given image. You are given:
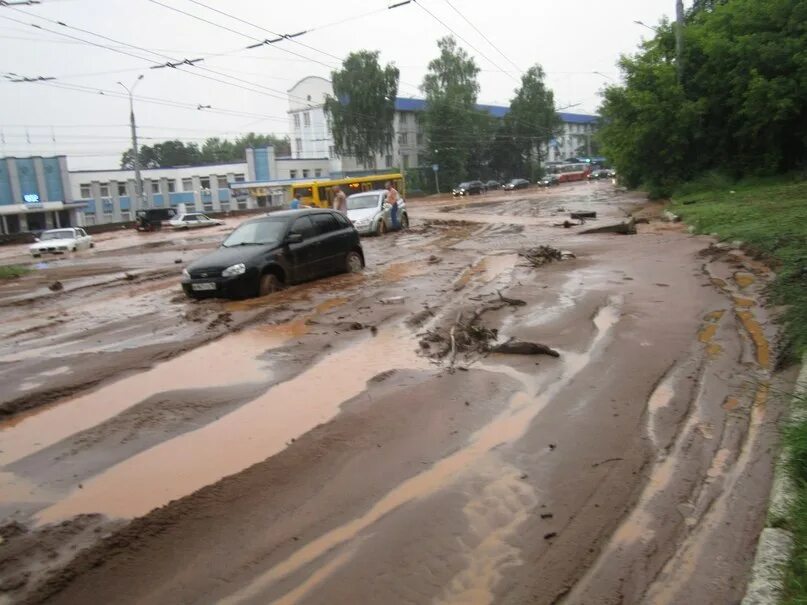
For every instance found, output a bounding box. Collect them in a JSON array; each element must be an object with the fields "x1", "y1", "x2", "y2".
[{"x1": 286, "y1": 232, "x2": 304, "y2": 244}]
